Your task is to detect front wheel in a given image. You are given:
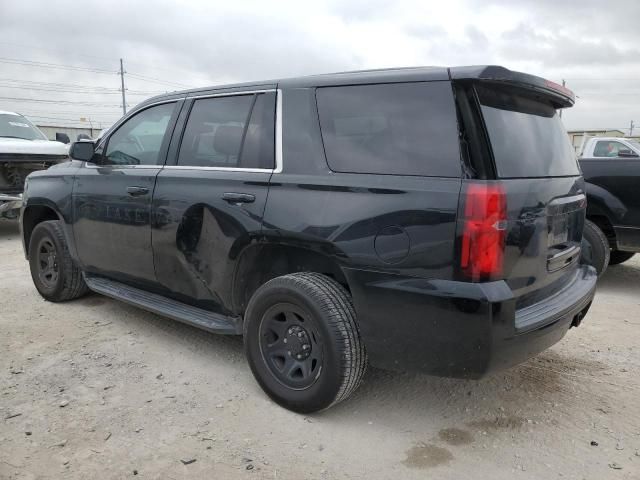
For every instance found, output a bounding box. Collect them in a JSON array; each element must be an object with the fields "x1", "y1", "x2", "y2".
[
  {"x1": 243, "y1": 272, "x2": 367, "y2": 413},
  {"x1": 28, "y1": 220, "x2": 88, "y2": 302}
]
